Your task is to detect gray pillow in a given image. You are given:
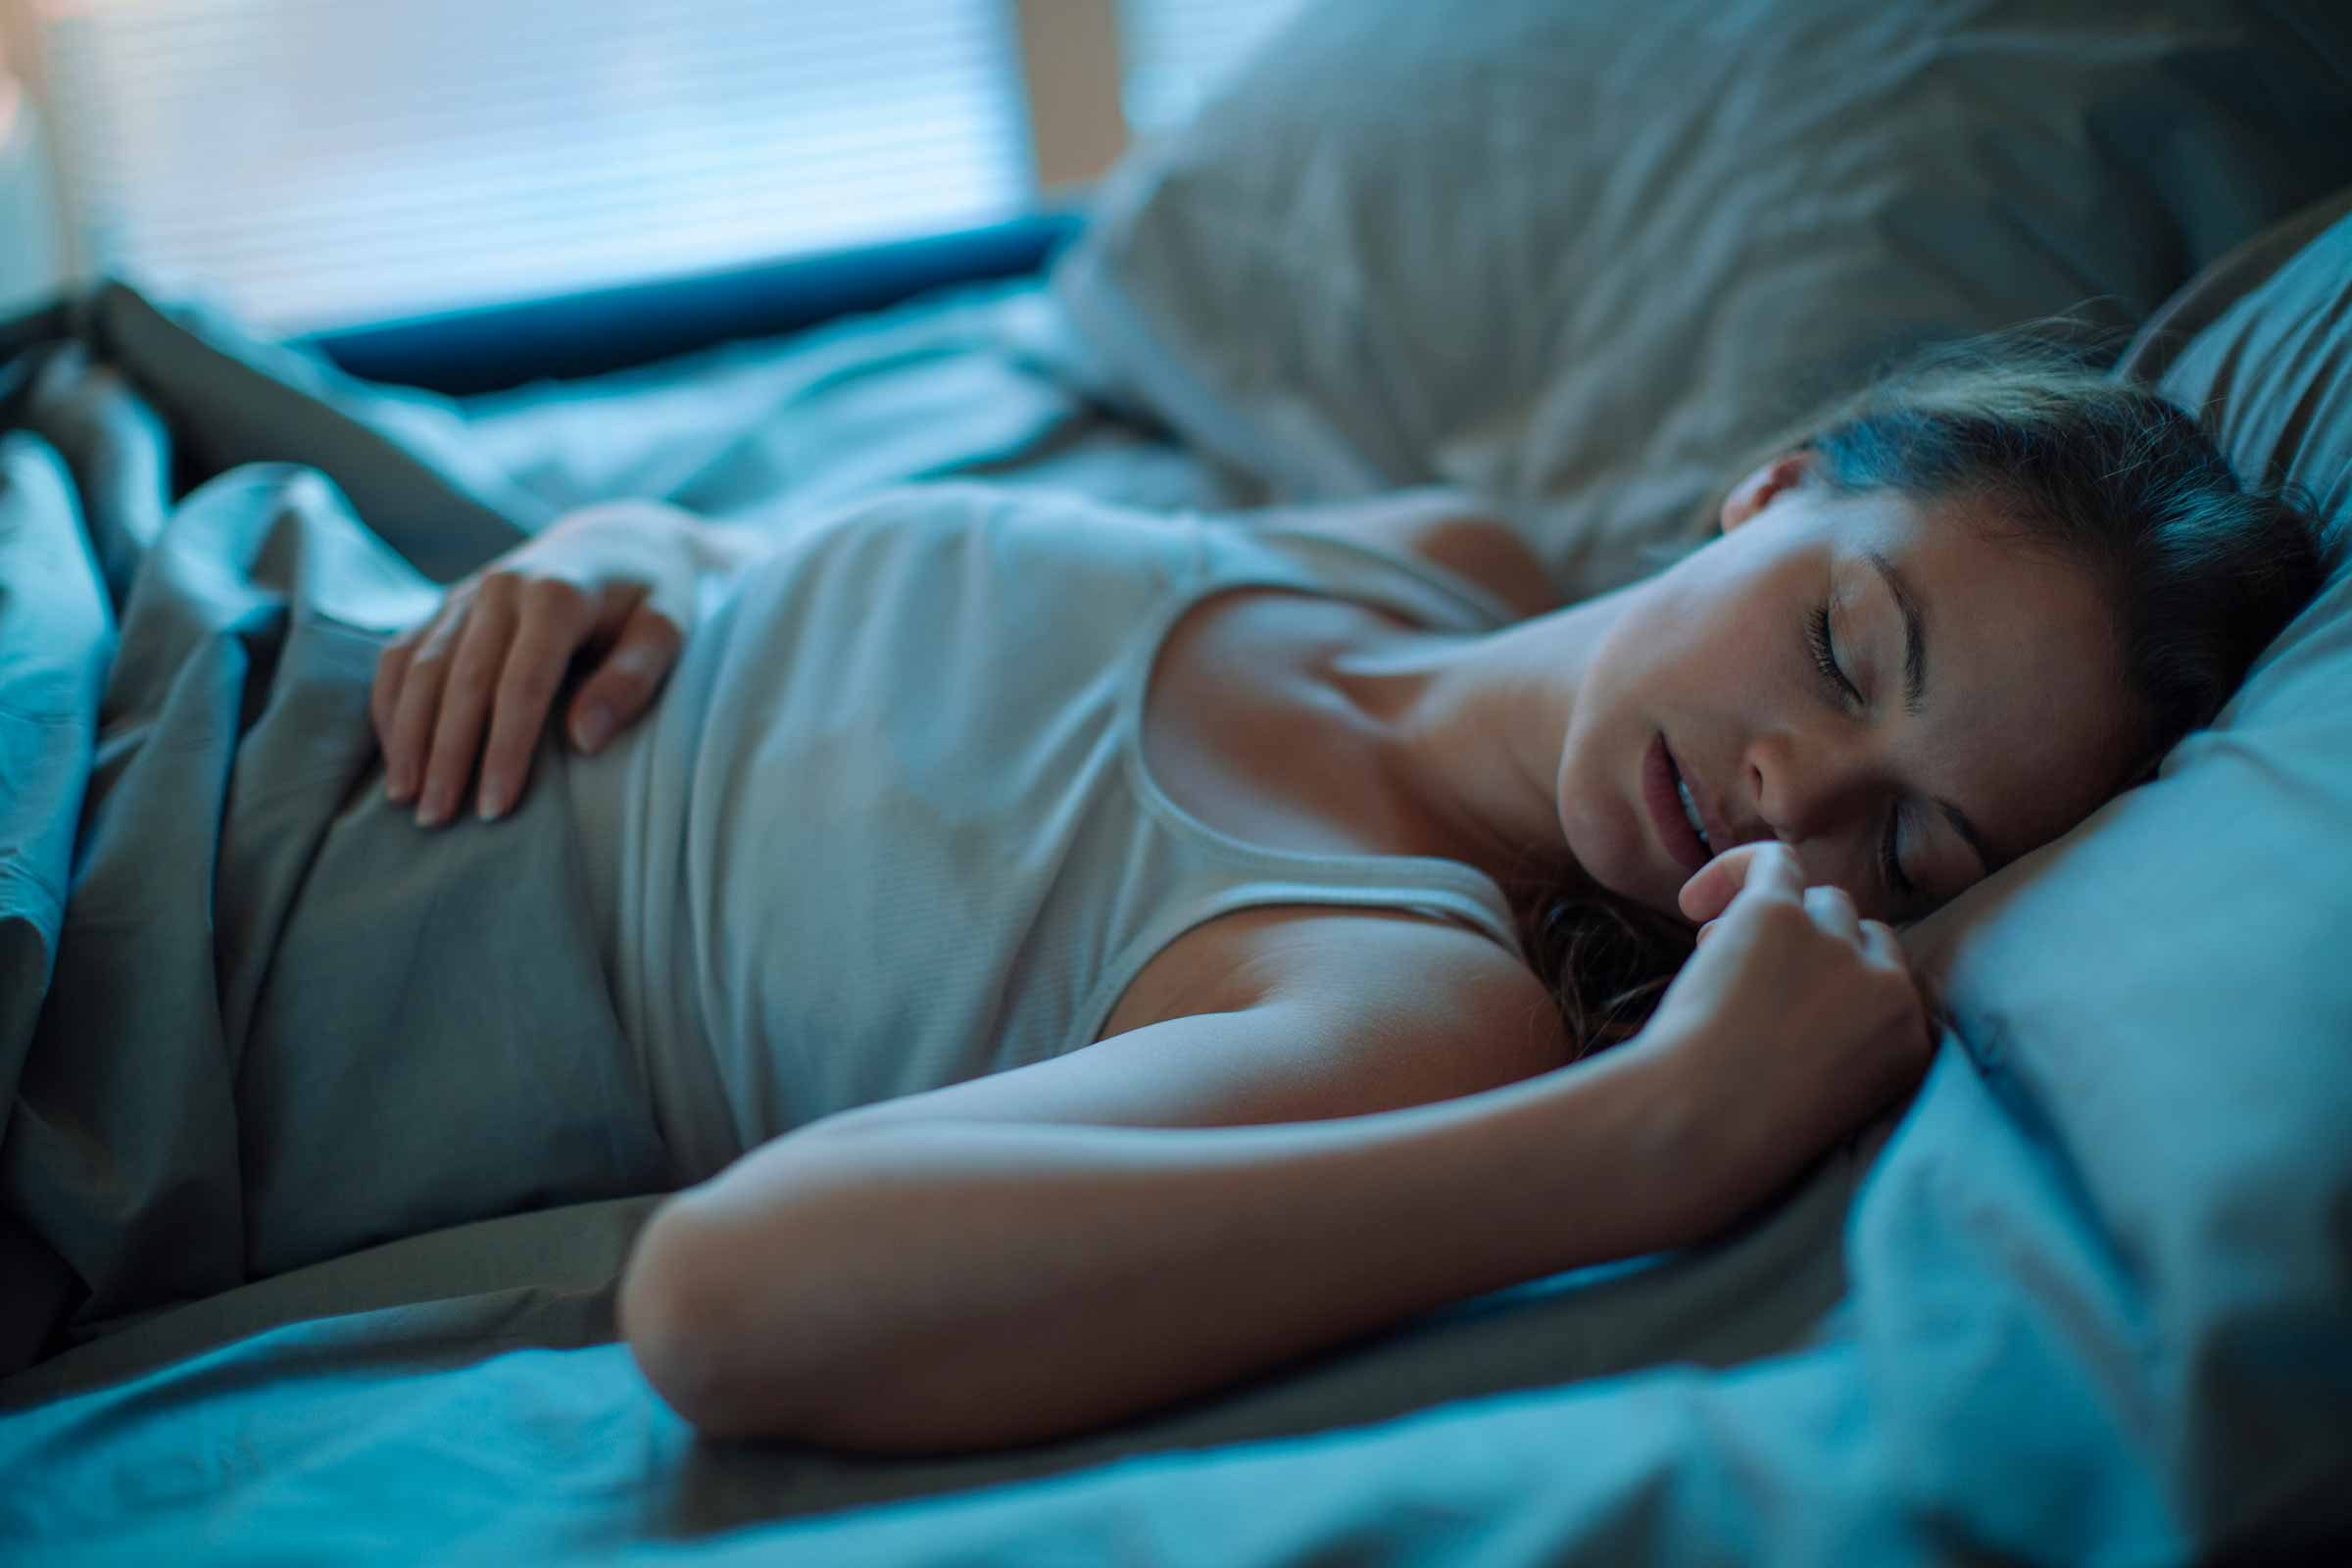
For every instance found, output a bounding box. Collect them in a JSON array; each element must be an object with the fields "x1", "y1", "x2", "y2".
[
  {"x1": 1901, "y1": 195, "x2": 2352, "y2": 1545},
  {"x1": 1051, "y1": 0, "x2": 2352, "y2": 598}
]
